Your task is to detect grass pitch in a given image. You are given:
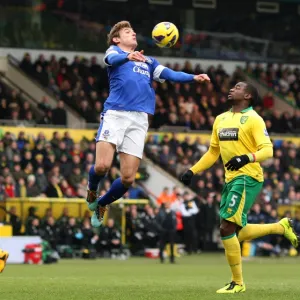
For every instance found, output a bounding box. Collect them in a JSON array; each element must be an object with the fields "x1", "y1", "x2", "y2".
[{"x1": 1, "y1": 254, "x2": 299, "y2": 300}]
